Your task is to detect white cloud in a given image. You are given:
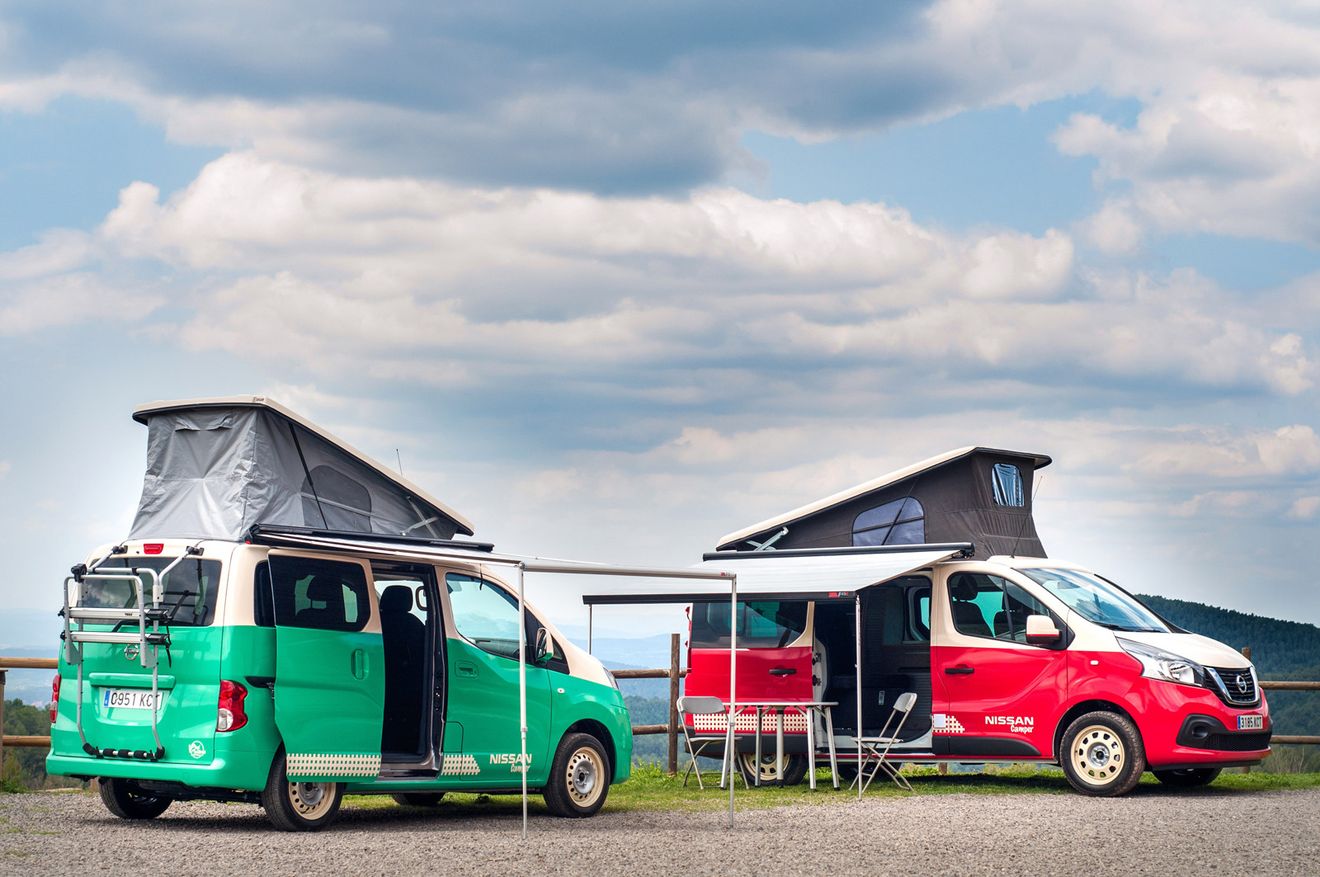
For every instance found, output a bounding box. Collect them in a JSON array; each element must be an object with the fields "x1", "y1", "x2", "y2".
[
  {"x1": 1287, "y1": 496, "x2": 1320, "y2": 520},
  {"x1": 0, "y1": 461, "x2": 10, "y2": 479}
]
